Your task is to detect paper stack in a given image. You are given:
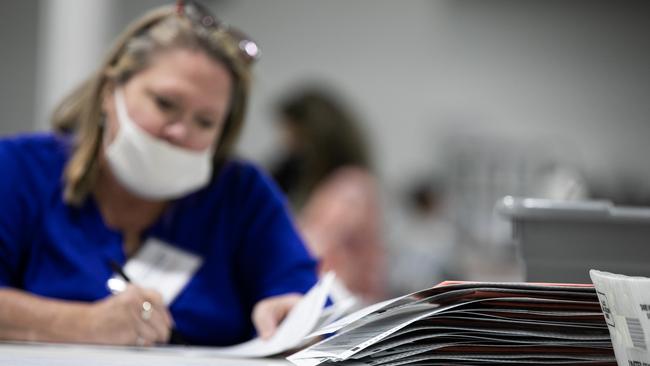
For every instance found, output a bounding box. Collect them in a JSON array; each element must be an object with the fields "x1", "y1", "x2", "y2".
[{"x1": 288, "y1": 281, "x2": 616, "y2": 366}]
